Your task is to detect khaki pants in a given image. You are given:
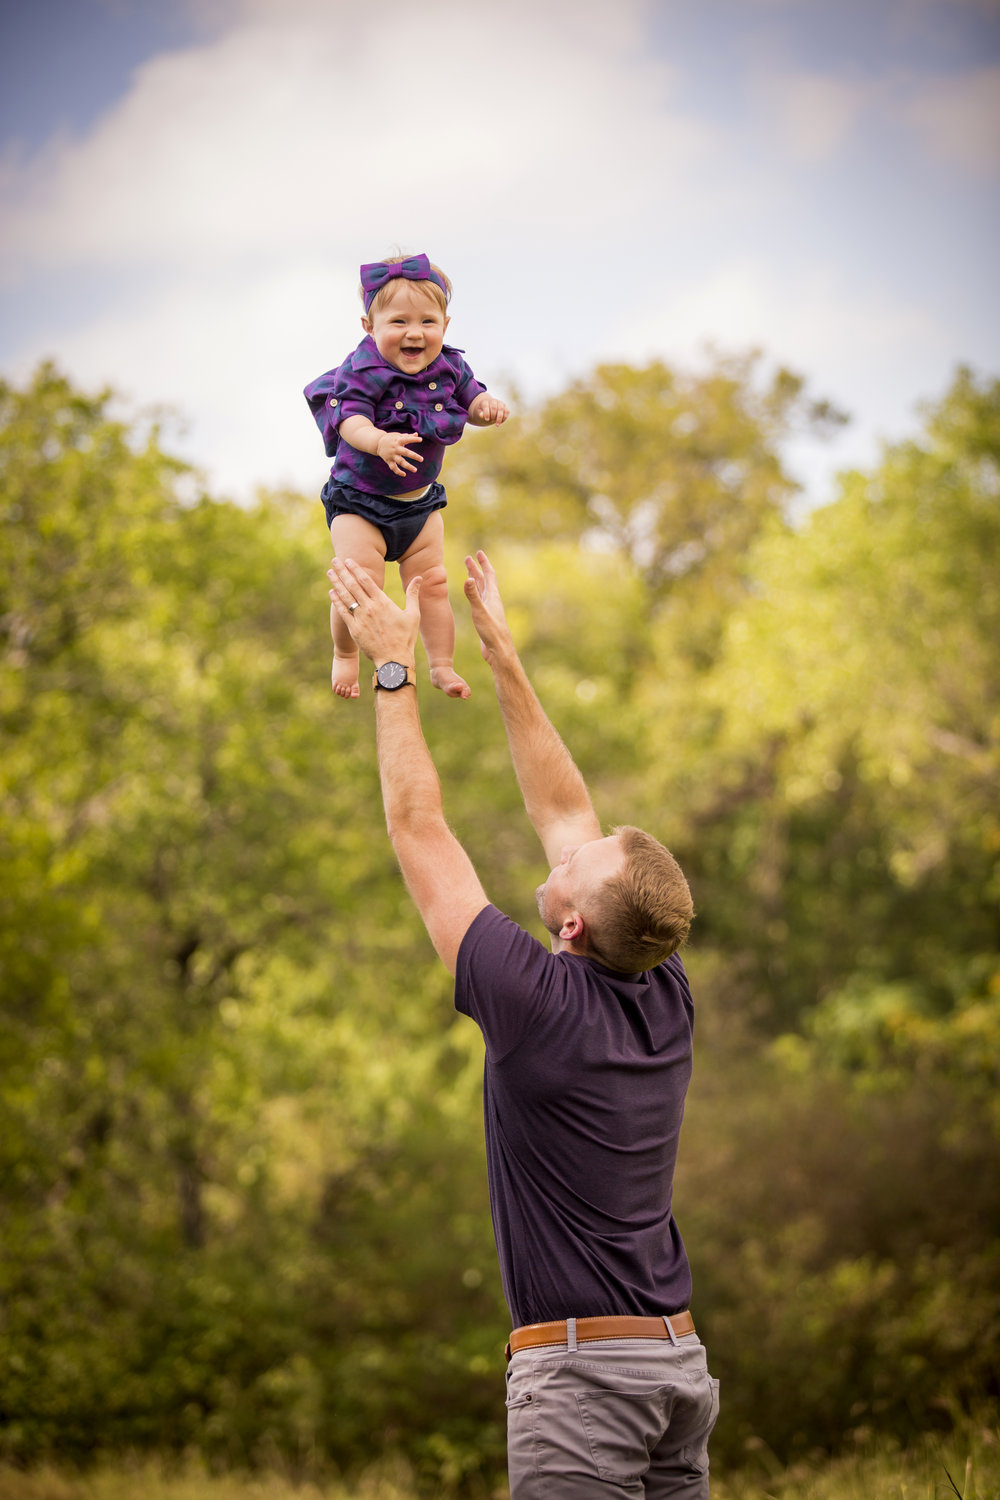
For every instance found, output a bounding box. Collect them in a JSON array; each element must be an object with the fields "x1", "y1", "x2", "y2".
[{"x1": 505, "y1": 1329, "x2": 719, "y2": 1498}]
